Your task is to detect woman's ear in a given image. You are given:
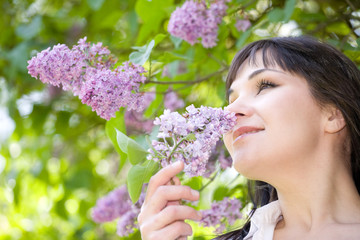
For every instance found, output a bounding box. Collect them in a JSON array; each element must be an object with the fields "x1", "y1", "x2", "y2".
[{"x1": 324, "y1": 107, "x2": 346, "y2": 133}]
